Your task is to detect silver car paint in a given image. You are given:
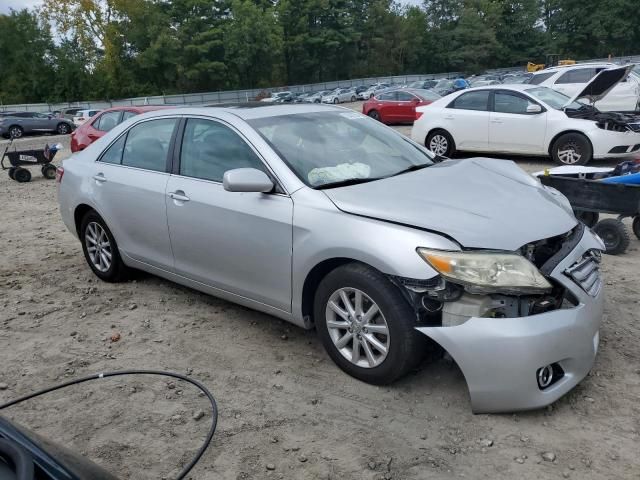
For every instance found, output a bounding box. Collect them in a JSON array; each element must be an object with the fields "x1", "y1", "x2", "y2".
[
  {"x1": 323, "y1": 157, "x2": 578, "y2": 251},
  {"x1": 58, "y1": 105, "x2": 602, "y2": 412}
]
